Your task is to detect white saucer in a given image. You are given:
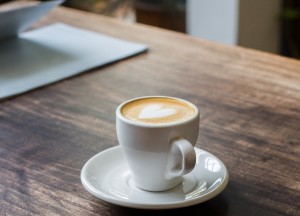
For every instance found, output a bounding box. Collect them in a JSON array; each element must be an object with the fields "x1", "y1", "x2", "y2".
[{"x1": 81, "y1": 146, "x2": 229, "y2": 210}]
